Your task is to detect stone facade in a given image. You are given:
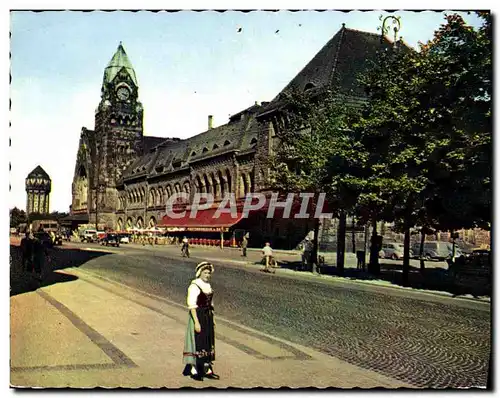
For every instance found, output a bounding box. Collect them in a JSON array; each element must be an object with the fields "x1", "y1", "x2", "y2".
[{"x1": 70, "y1": 26, "x2": 403, "y2": 248}]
